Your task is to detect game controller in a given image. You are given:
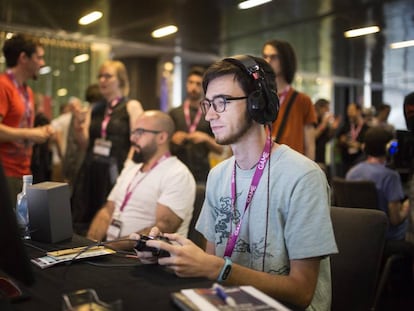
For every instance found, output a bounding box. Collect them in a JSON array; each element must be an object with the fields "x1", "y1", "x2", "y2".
[{"x1": 134, "y1": 235, "x2": 171, "y2": 257}]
